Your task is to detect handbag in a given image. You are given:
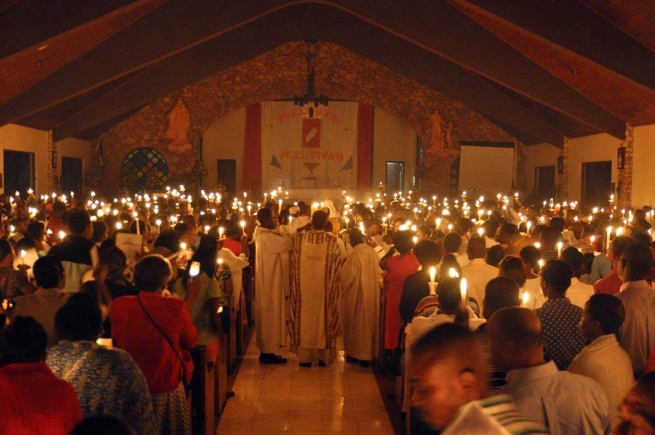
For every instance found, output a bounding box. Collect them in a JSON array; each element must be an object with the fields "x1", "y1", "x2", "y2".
[{"x1": 137, "y1": 295, "x2": 192, "y2": 388}]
